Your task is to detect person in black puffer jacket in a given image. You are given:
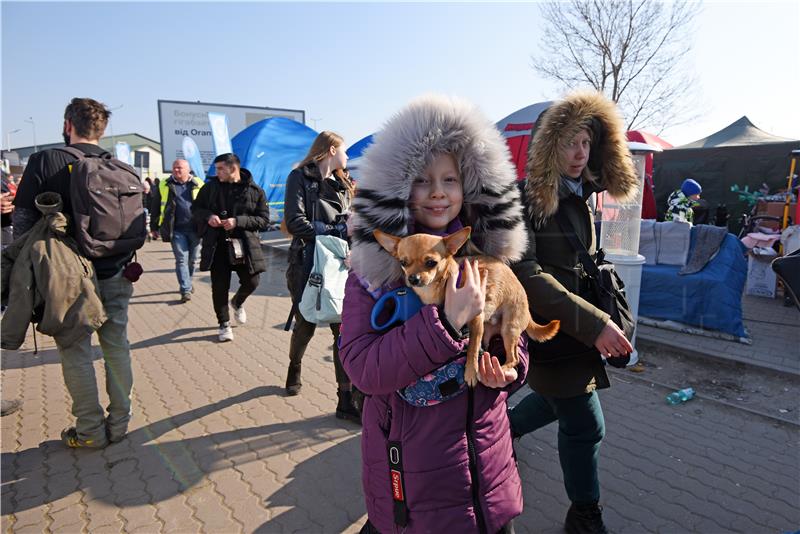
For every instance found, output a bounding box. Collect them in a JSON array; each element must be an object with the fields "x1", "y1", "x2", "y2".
[
  {"x1": 282, "y1": 131, "x2": 359, "y2": 422},
  {"x1": 192, "y1": 153, "x2": 270, "y2": 342}
]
